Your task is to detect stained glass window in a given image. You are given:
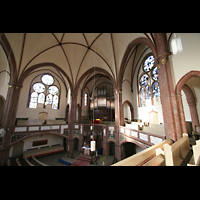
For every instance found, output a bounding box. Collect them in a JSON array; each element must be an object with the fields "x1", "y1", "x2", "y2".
[
  {"x1": 33, "y1": 83, "x2": 45, "y2": 93},
  {"x1": 84, "y1": 93, "x2": 87, "y2": 106},
  {"x1": 52, "y1": 95, "x2": 58, "y2": 109},
  {"x1": 140, "y1": 74, "x2": 149, "y2": 87},
  {"x1": 46, "y1": 94, "x2": 52, "y2": 104},
  {"x1": 140, "y1": 88, "x2": 146, "y2": 107},
  {"x1": 152, "y1": 67, "x2": 158, "y2": 81},
  {"x1": 143, "y1": 55, "x2": 155, "y2": 72},
  {"x1": 152, "y1": 82, "x2": 160, "y2": 97},
  {"x1": 139, "y1": 54, "x2": 160, "y2": 107},
  {"x1": 29, "y1": 74, "x2": 59, "y2": 109},
  {"x1": 49, "y1": 86, "x2": 58, "y2": 95},
  {"x1": 41, "y1": 74, "x2": 54, "y2": 85},
  {"x1": 38, "y1": 93, "x2": 45, "y2": 103},
  {"x1": 29, "y1": 92, "x2": 38, "y2": 108},
  {"x1": 145, "y1": 85, "x2": 151, "y2": 100}
]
